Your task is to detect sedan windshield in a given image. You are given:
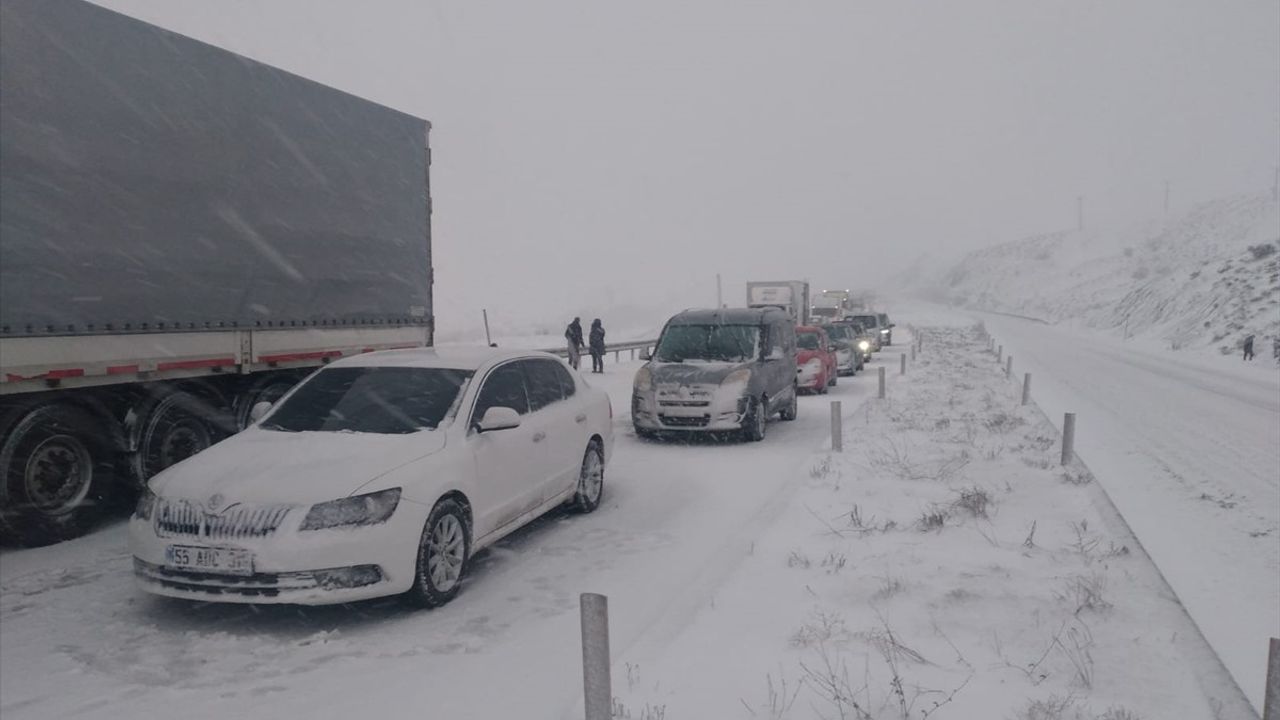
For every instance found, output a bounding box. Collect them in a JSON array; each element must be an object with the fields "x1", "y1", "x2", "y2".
[
  {"x1": 797, "y1": 332, "x2": 822, "y2": 350},
  {"x1": 851, "y1": 315, "x2": 878, "y2": 327},
  {"x1": 262, "y1": 367, "x2": 473, "y2": 434},
  {"x1": 655, "y1": 325, "x2": 760, "y2": 363}
]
